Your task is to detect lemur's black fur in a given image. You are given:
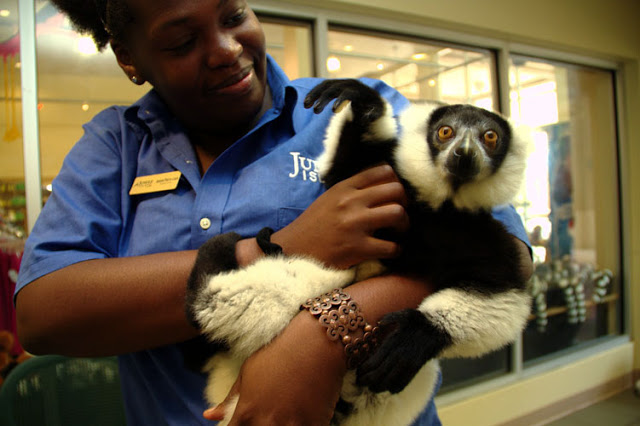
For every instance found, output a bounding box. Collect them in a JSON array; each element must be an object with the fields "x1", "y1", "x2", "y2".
[{"x1": 304, "y1": 79, "x2": 530, "y2": 394}]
